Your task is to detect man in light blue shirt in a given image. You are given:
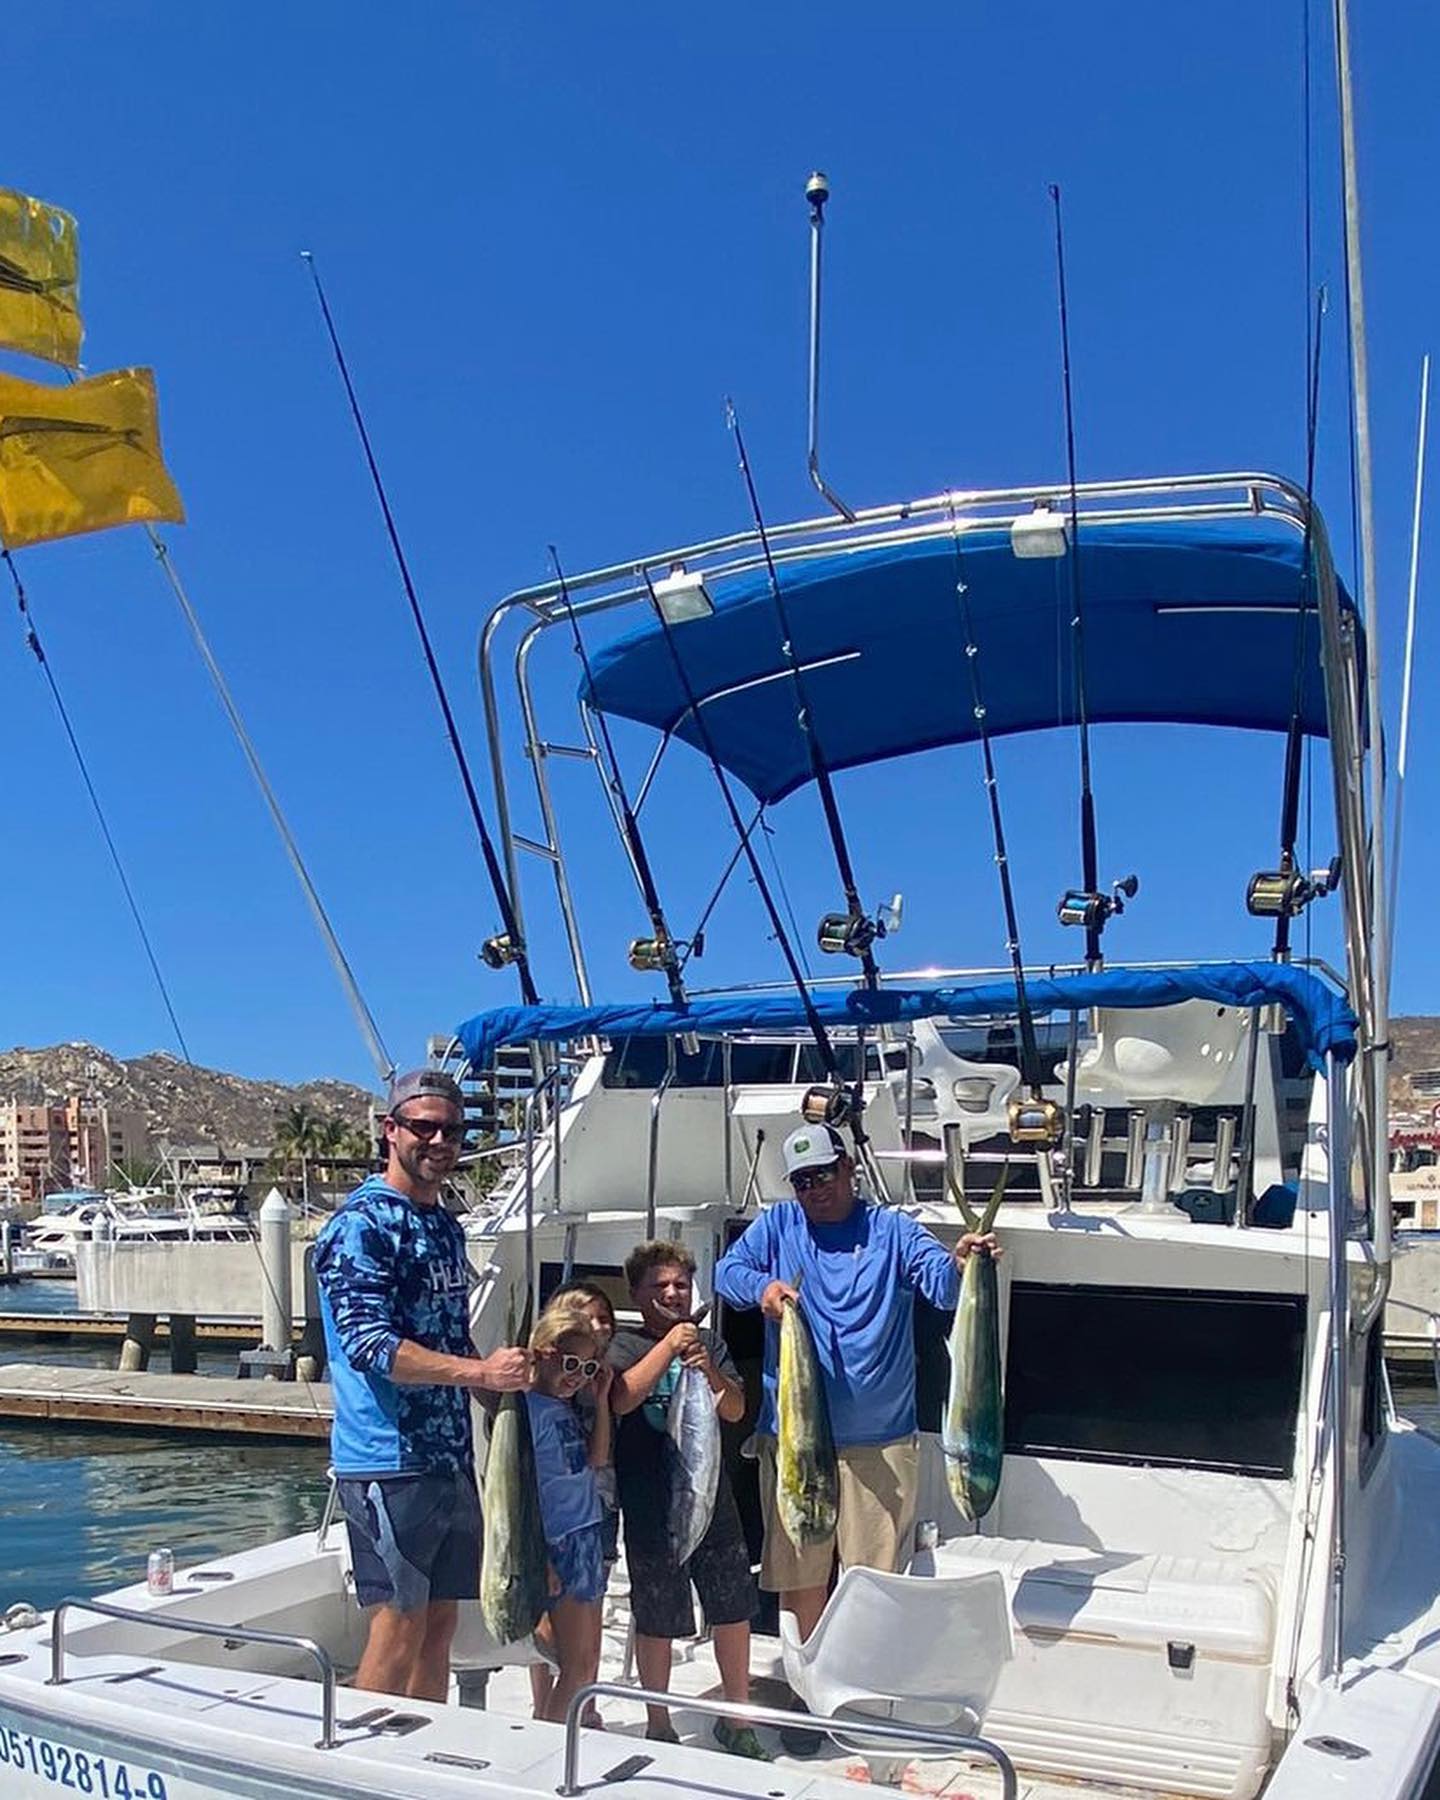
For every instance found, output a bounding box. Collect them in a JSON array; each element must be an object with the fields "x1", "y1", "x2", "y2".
[{"x1": 714, "y1": 1122, "x2": 994, "y2": 1655}]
